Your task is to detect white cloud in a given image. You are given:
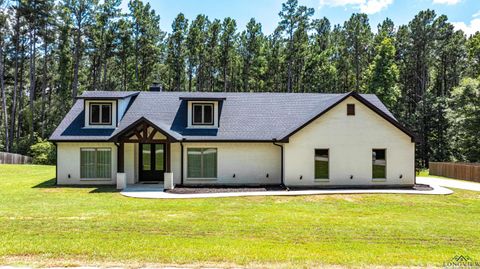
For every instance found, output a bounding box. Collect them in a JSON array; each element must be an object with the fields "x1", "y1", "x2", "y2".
[
  {"x1": 360, "y1": 0, "x2": 393, "y2": 14},
  {"x1": 319, "y1": 0, "x2": 393, "y2": 14},
  {"x1": 452, "y1": 18, "x2": 480, "y2": 36},
  {"x1": 473, "y1": 10, "x2": 480, "y2": 18},
  {"x1": 432, "y1": 0, "x2": 461, "y2": 5}
]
